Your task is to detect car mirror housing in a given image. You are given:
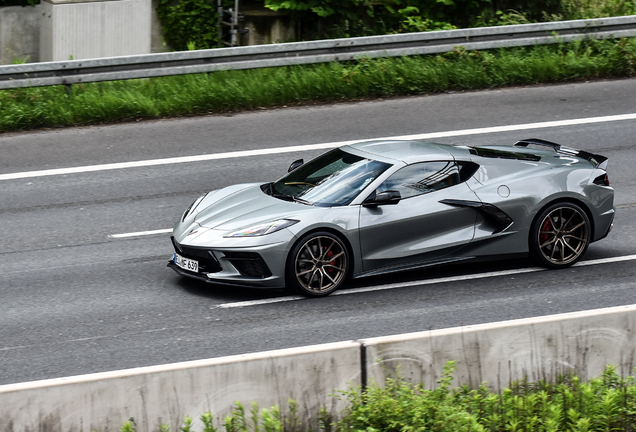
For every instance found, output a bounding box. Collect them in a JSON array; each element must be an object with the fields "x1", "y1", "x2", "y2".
[
  {"x1": 288, "y1": 159, "x2": 304, "y2": 172},
  {"x1": 363, "y1": 190, "x2": 401, "y2": 207}
]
